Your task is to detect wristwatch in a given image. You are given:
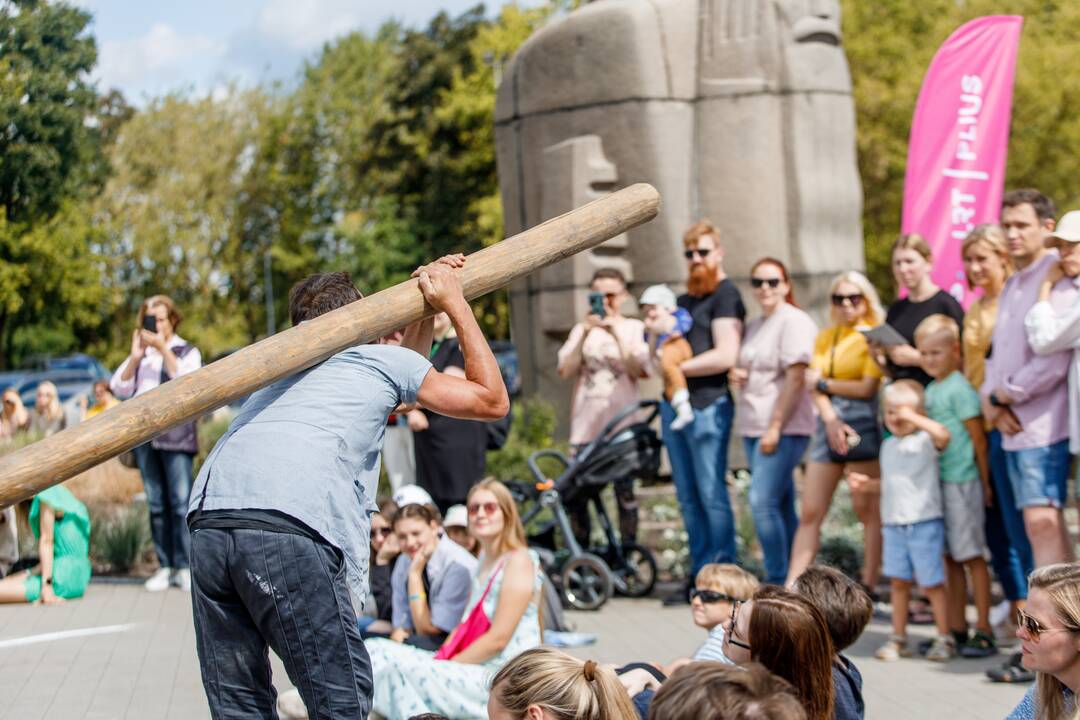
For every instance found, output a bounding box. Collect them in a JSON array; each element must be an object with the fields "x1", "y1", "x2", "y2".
[
  {"x1": 44, "y1": 577, "x2": 52, "y2": 586},
  {"x1": 816, "y1": 378, "x2": 830, "y2": 395},
  {"x1": 989, "y1": 392, "x2": 1004, "y2": 407}
]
